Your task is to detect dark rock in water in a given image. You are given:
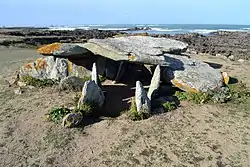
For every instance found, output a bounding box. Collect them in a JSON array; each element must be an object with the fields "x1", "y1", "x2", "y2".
[
  {"x1": 169, "y1": 31, "x2": 250, "y2": 60},
  {"x1": 125, "y1": 27, "x2": 152, "y2": 31},
  {"x1": 0, "y1": 29, "x2": 124, "y2": 47}
]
